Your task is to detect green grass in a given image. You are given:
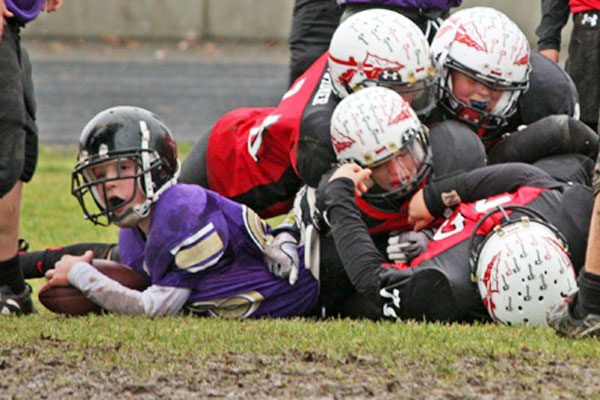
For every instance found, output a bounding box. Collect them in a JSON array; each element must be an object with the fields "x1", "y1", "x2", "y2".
[{"x1": 3, "y1": 145, "x2": 600, "y2": 398}]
